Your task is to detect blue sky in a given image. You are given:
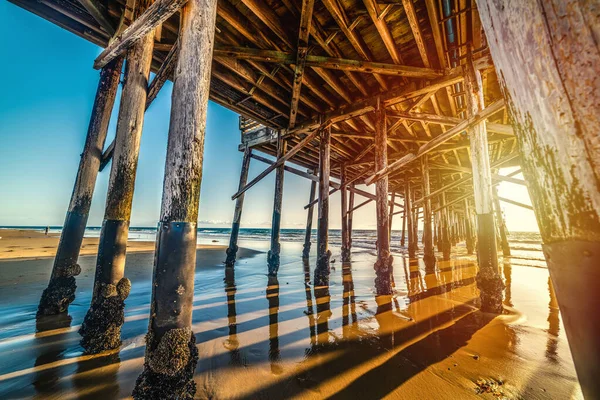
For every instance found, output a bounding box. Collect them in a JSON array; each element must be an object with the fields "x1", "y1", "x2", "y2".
[{"x1": 0, "y1": 2, "x2": 538, "y2": 232}]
